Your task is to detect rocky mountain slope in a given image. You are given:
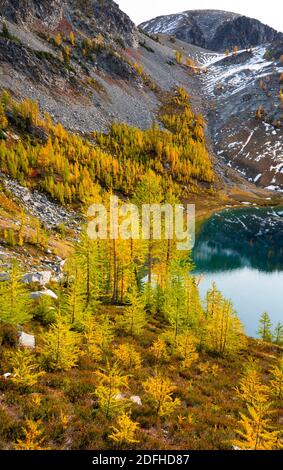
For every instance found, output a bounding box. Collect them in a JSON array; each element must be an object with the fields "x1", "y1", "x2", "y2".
[
  {"x1": 195, "y1": 45, "x2": 283, "y2": 190},
  {"x1": 0, "y1": 2, "x2": 282, "y2": 195},
  {"x1": 140, "y1": 10, "x2": 283, "y2": 52},
  {"x1": 1, "y1": 0, "x2": 137, "y2": 46},
  {"x1": 140, "y1": 10, "x2": 283, "y2": 192}
]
